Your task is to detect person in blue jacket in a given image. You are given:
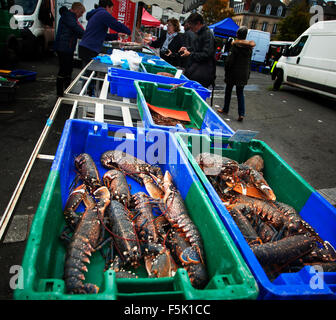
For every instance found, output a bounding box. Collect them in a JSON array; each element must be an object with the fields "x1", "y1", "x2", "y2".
[
  {"x1": 54, "y1": 2, "x2": 86, "y2": 96},
  {"x1": 78, "y1": 0, "x2": 131, "y2": 66}
]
